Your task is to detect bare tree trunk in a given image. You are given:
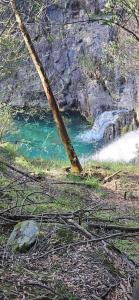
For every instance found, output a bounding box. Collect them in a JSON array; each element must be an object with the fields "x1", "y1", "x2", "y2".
[{"x1": 10, "y1": 0, "x2": 82, "y2": 174}]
